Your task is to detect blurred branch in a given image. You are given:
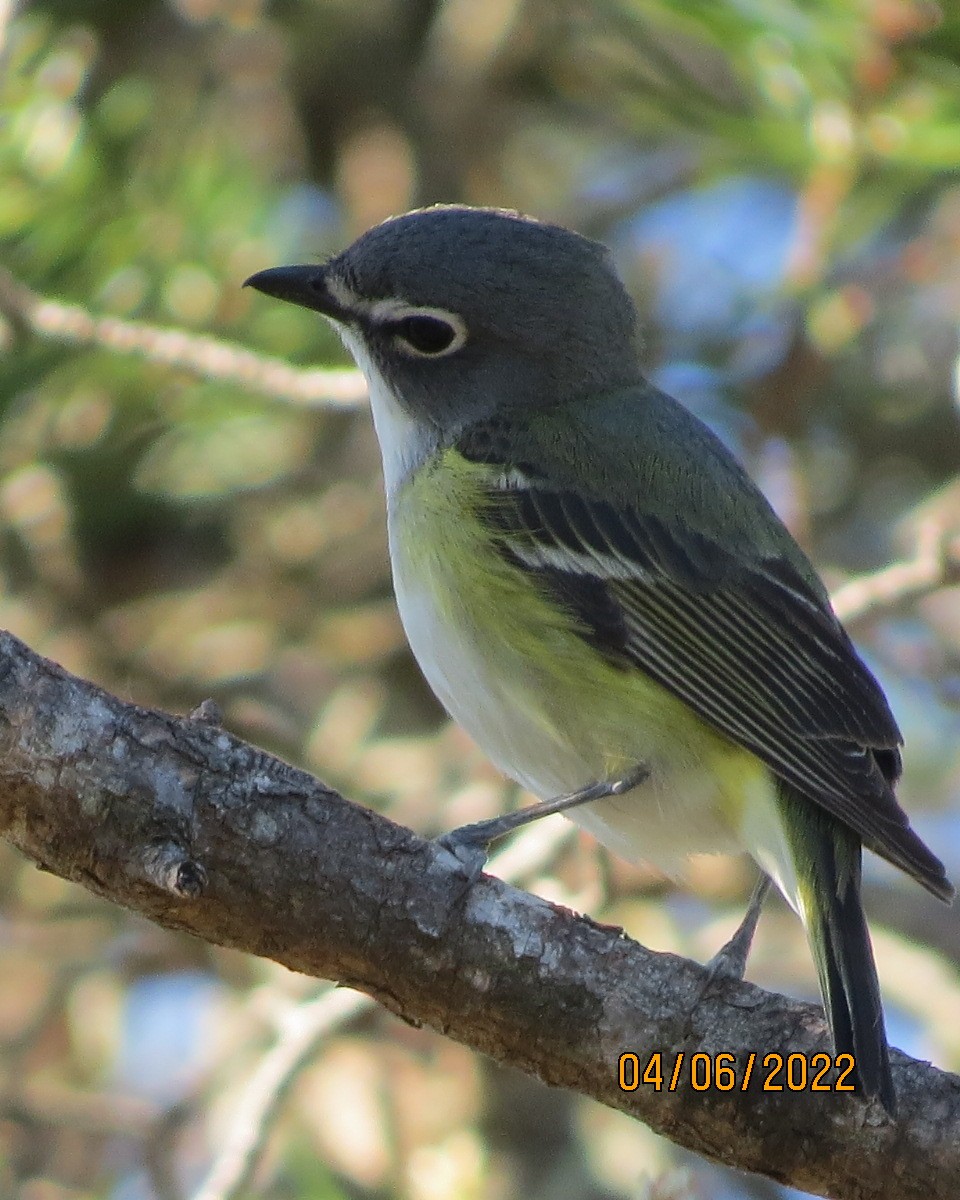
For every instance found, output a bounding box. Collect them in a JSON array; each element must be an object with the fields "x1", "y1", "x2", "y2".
[
  {"x1": 0, "y1": 0, "x2": 13, "y2": 58},
  {"x1": 1, "y1": 1079, "x2": 159, "y2": 1137},
  {"x1": 191, "y1": 987, "x2": 368, "y2": 1200},
  {"x1": 0, "y1": 266, "x2": 366, "y2": 408},
  {"x1": 831, "y1": 516, "x2": 960, "y2": 627},
  {"x1": 0, "y1": 632, "x2": 957, "y2": 1200},
  {"x1": 189, "y1": 819, "x2": 575, "y2": 1200}
]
